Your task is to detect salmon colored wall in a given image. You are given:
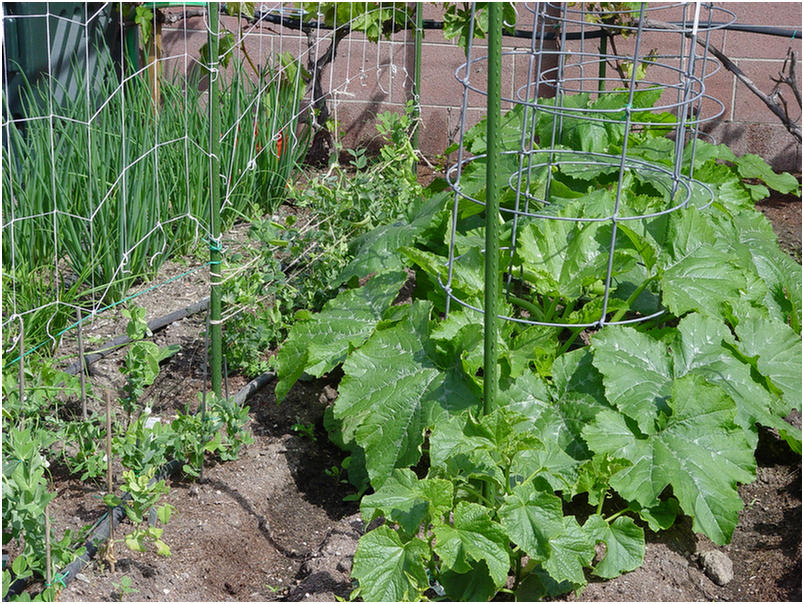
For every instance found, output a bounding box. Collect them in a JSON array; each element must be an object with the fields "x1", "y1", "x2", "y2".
[{"x1": 162, "y1": 2, "x2": 802, "y2": 171}]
